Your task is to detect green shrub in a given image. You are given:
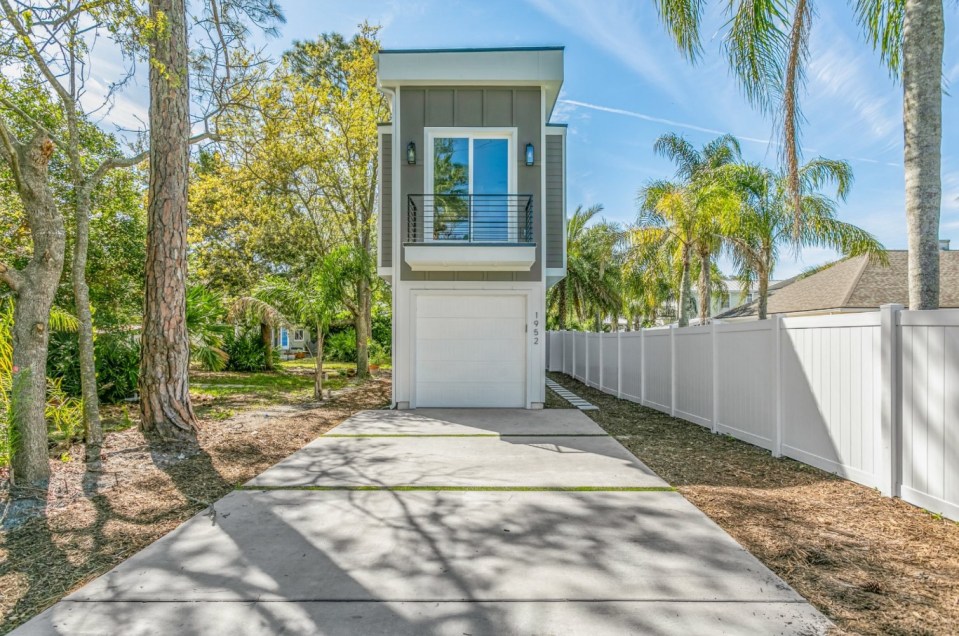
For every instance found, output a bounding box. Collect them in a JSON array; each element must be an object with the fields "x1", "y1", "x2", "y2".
[
  {"x1": 369, "y1": 340, "x2": 390, "y2": 366},
  {"x1": 371, "y1": 312, "x2": 391, "y2": 349},
  {"x1": 47, "y1": 331, "x2": 141, "y2": 404},
  {"x1": 324, "y1": 328, "x2": 356, "y2": 363},
  {"x1": 224, "y1": 329, "x2": 274, "y2": 372}
]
